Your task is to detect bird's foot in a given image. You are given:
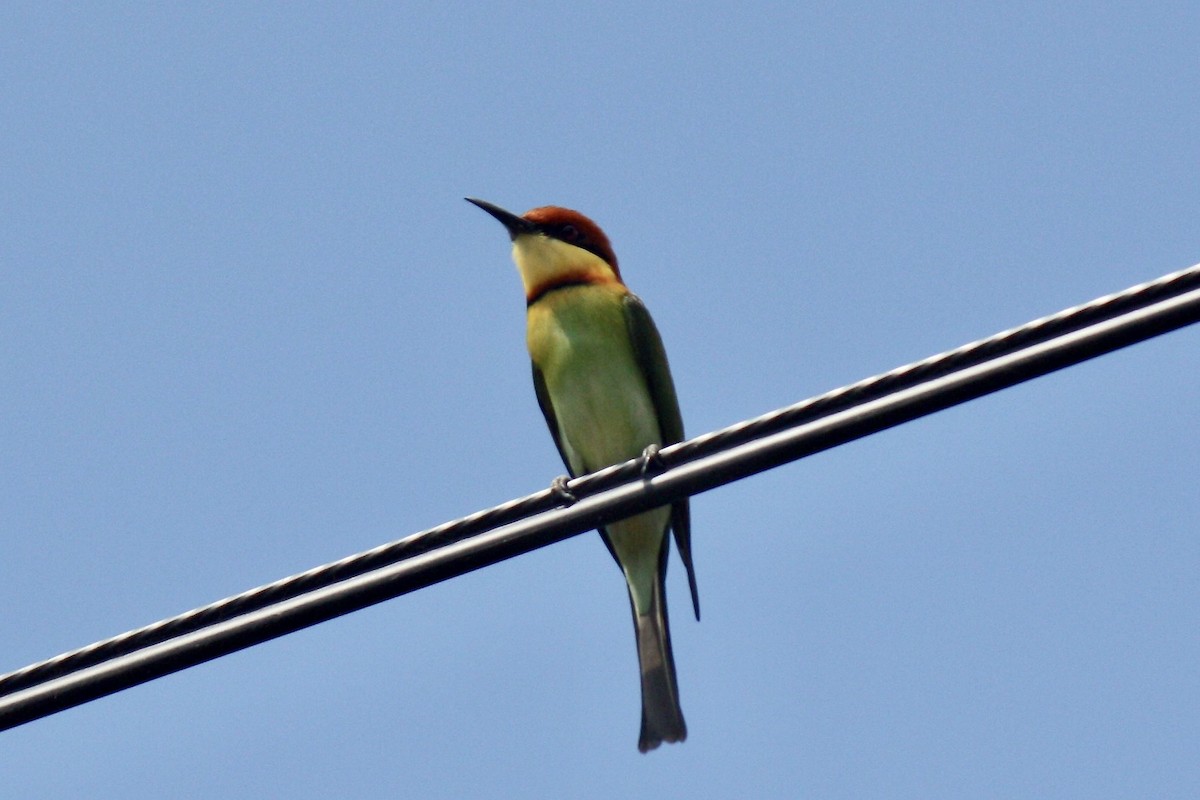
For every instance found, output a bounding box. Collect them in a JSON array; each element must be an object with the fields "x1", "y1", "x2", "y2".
[
  {"x1": 549, "y1": 475, "x2": 577, "y2": 506},
  {"x1": 639, "y1": 444, "x2": 665, "y2": 478}
]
